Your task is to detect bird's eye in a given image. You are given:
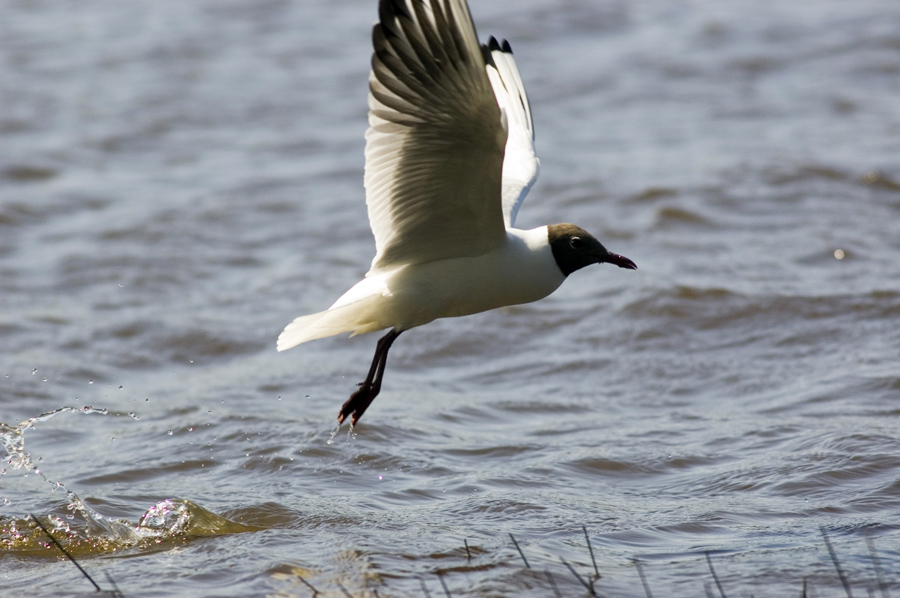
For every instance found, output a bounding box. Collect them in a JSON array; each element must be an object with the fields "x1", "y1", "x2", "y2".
[{"x1": 569, "y1": 237, "x2": 583, "y2": 249}]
